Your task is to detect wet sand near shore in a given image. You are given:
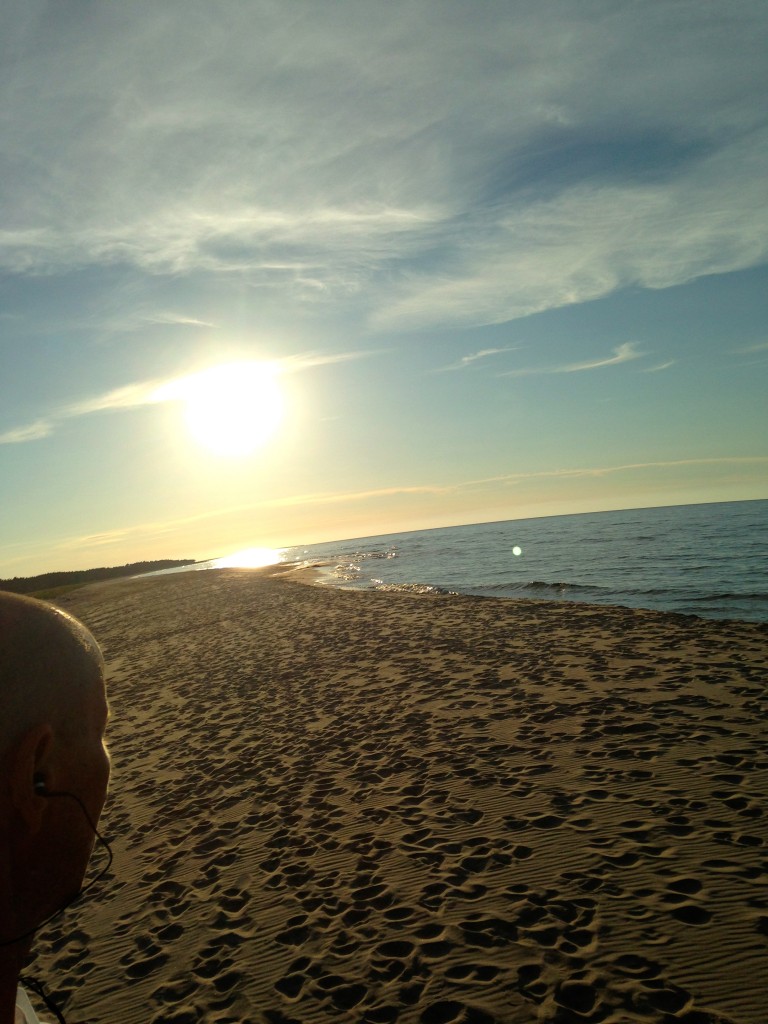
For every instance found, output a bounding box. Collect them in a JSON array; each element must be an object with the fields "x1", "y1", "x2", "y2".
[{"x1": 28, "y1": 568, "x2": 768, "y2": 1023}]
